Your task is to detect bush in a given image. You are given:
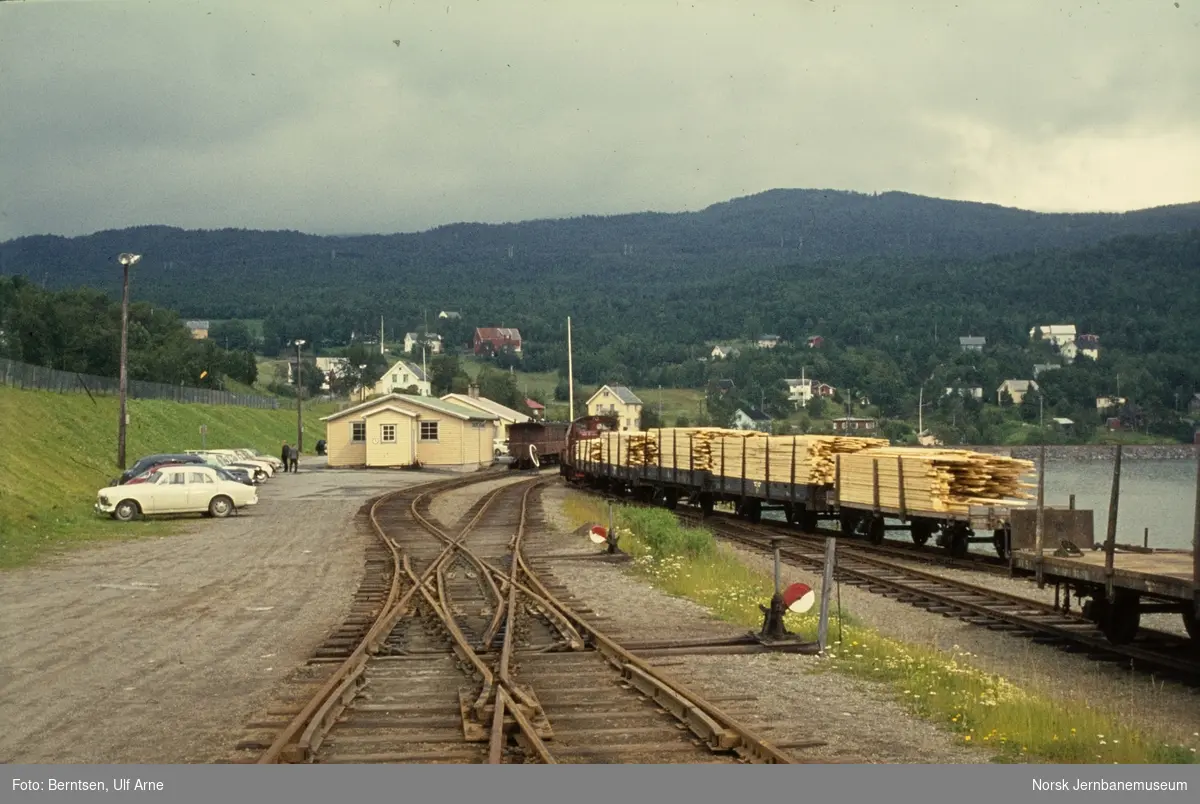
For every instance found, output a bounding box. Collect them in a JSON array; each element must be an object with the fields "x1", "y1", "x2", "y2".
[{"x1": 616, "y1": 506, "x2": 715, "y2": 560}]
